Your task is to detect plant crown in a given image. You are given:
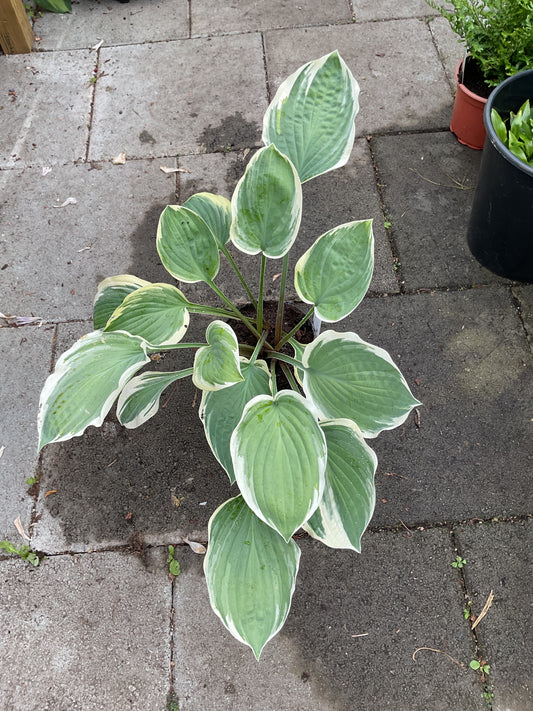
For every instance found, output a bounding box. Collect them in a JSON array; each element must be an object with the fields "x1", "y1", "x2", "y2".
[
  {"x1": 492, "y1": 99, "x2": 533, "y2": 166},
  {"x1": 37, "y1": 52, "x2": 420, "y2": 658},
  {"x1": 426, "y1": 0, "x2": 533, "y2": 86}
]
